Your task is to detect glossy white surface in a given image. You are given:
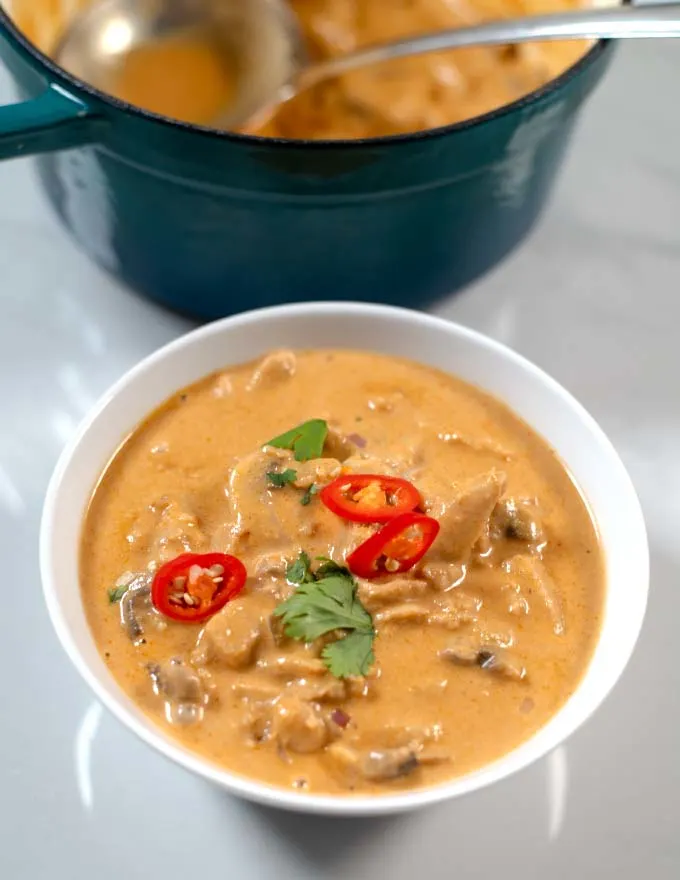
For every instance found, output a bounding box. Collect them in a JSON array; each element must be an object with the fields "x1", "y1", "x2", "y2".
[
  {"x1": 1, "y1": 39, "x2": 679, "y2": 877},
  {"x1": 41, "y1": 303, "x2": 648, "y2": 815}
]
